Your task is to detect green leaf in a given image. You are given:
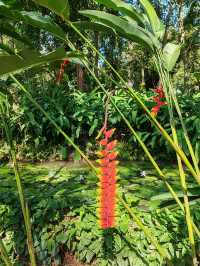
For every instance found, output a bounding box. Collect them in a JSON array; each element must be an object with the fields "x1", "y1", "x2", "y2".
[
  {"x1": 34, "y1": 0, "x2": 70, "y2": 20},
  {"x1": 79, "y1": 10, "x2": 160, "y2": 49},
  {"x1": 95, "y1": 0, "x2": 144, "y2": 26},
  {"x1": 0, "y1": 44, "x2": 15, "y2": 55},
  {"x1": 163, "y1": 43, "x2": 180, "y2": 72},
  {"x1": 139, "y1": 0, "x2": 165, "y2": 39},
  {"x1": 0, "y1": 47, "x2": 82, "y2": 76},
  {"x1": 89, "y1": 119, "x2": 98, "y2": 136},
  {"x1": 72, "y1": 21, "x2": 114, "y2": 34},
  {"x1": 0, "y1": 1, "x2": 66, "y2": 40}
]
